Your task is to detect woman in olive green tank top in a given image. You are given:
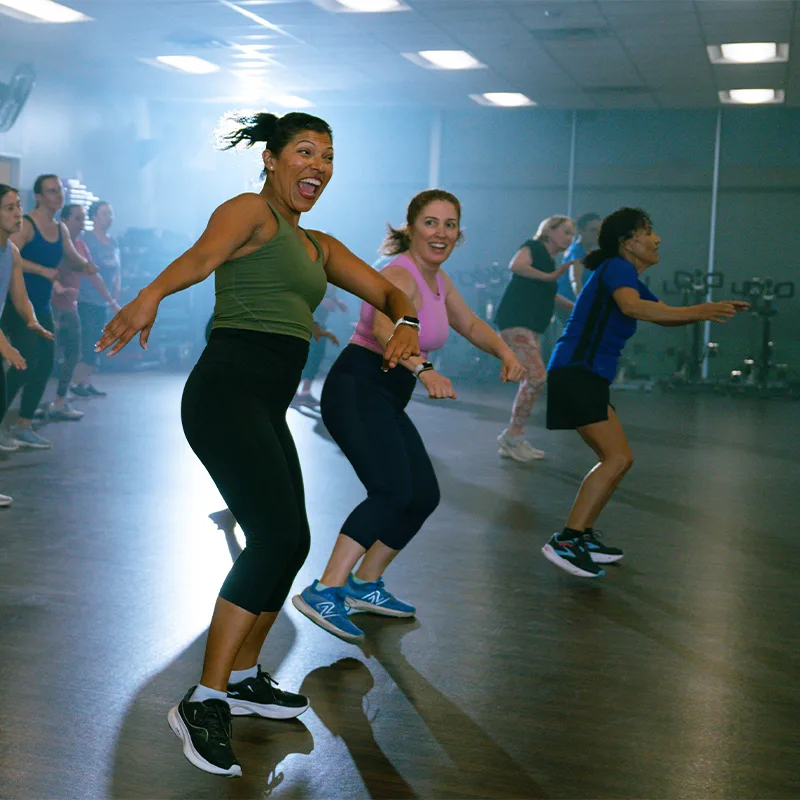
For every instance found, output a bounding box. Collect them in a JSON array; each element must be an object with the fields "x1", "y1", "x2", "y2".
[{"x1": 97, "y1": 111, "x2": 421, "y2": 778}]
